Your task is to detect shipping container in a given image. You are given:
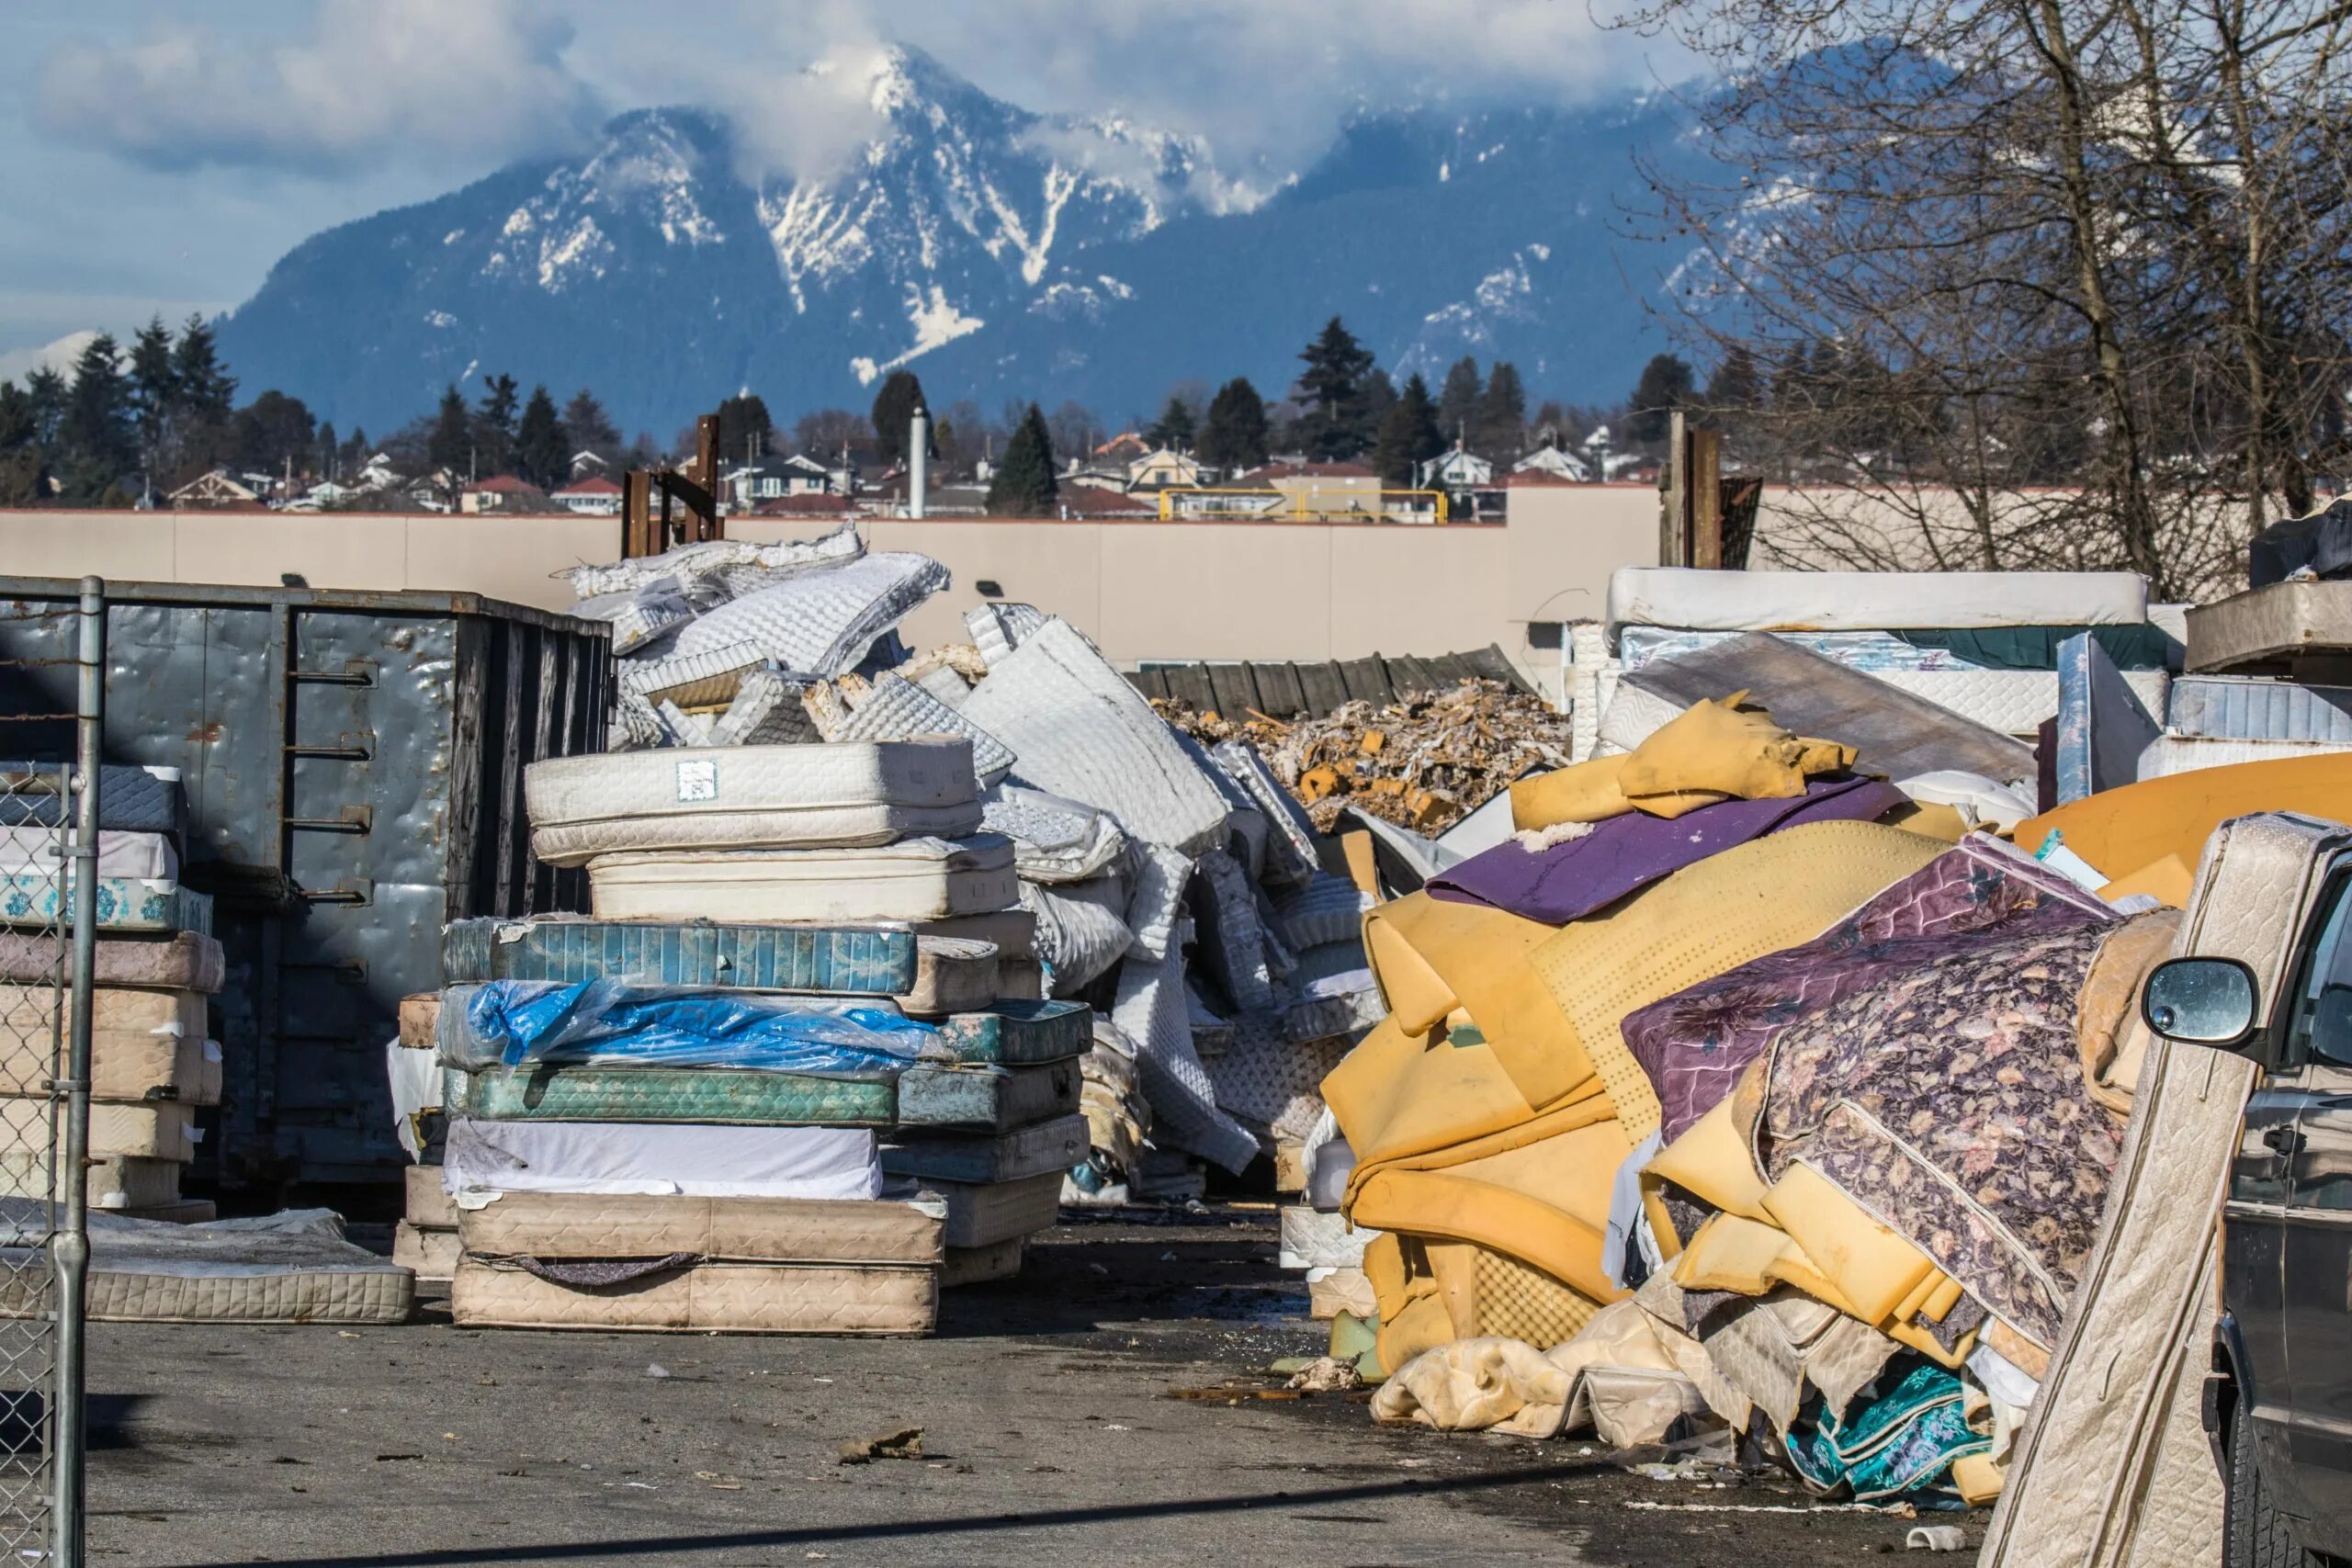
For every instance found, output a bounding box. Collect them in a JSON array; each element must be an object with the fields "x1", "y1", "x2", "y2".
[{"x1": 0, "y1": 579, "x2": 608, "y2": 1200}]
